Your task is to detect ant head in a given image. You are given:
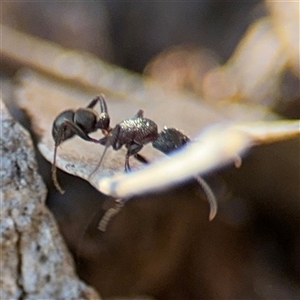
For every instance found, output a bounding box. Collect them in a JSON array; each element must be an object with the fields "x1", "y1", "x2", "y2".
[
  {"x1": 153, "y1": 127, "x2": 190, "y2": 155},
  {"x1": 52, "y1": 110, "x2": 75, "y2": 146}
]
